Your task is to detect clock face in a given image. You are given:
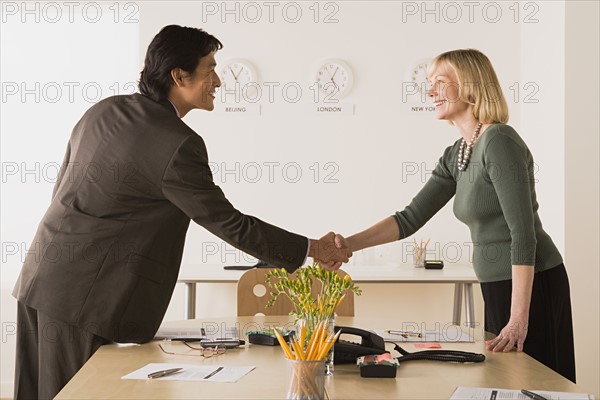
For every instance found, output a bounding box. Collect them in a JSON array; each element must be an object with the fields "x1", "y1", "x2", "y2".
[
  {"x1": 219, "y1": 59, "x2": 258, "y2": 100},
  {"x1": 316, "y1": 59, "x2": 353, "y2": 99},
  {"x1": 410, "y1": 61, "x2": 432, "y2": 94}
]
